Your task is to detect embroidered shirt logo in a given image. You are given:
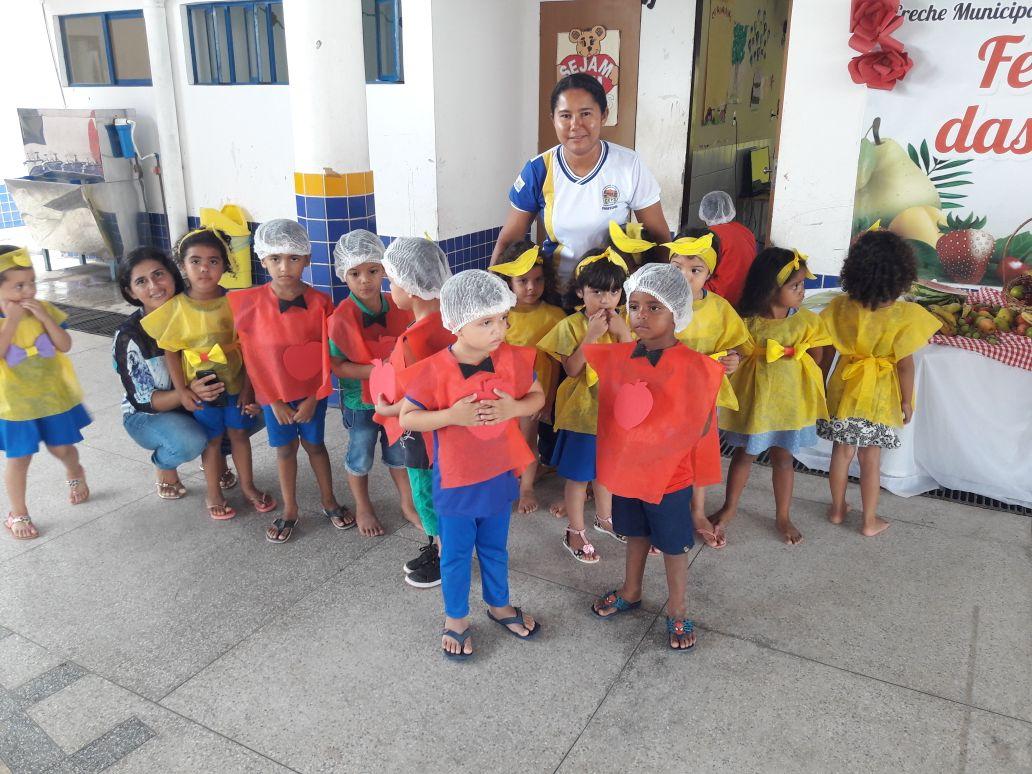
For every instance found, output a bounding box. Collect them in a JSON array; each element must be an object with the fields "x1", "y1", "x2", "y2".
[
  {"x1": 513, "y1": 175, "x2": 526, "y2": 193},
  {"x1": 602, "y1": 184, "x2": 619, "y2": 209}
]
